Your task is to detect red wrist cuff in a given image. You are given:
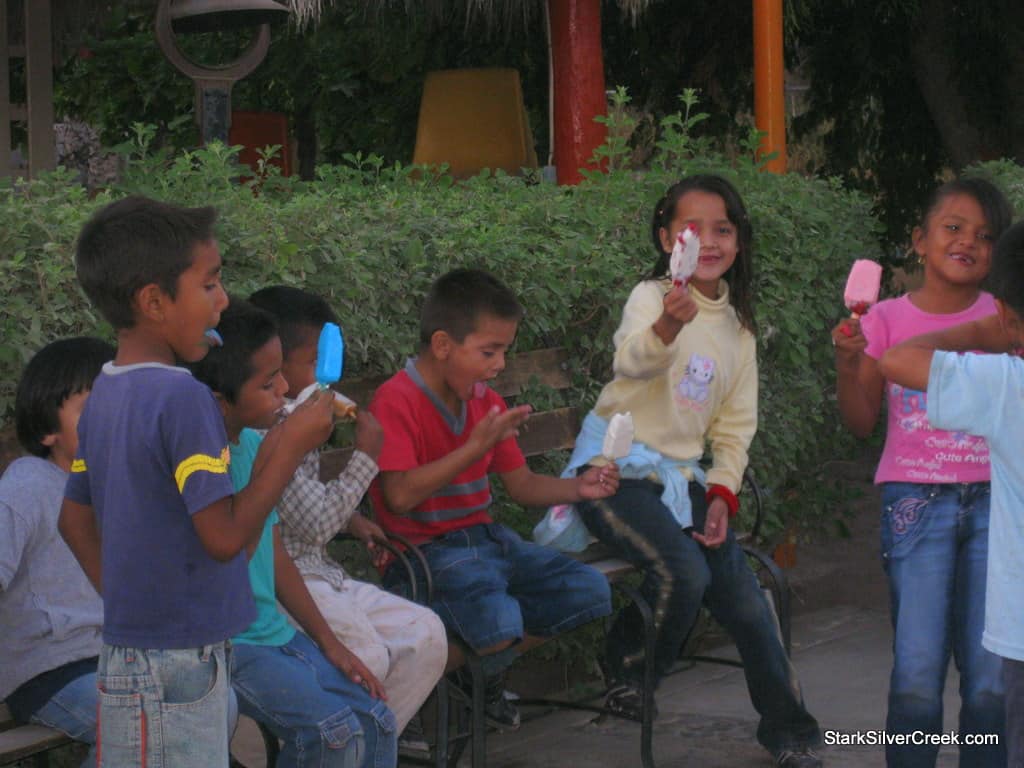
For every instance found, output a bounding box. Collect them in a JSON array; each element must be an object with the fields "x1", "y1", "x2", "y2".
[{"x1": 706, "y1": 484, "x2": 739, "y2": 517}]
